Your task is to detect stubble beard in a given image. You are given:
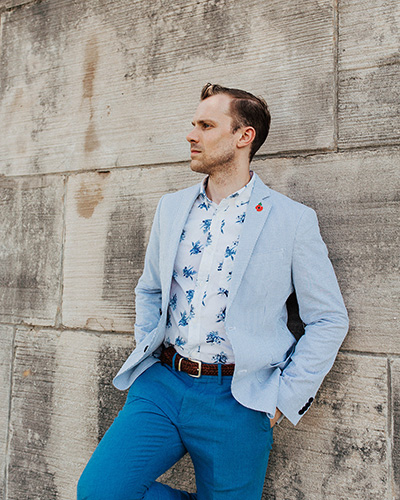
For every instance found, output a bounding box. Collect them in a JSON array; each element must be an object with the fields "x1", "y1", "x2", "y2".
[{"x1": 190, "y1": 149, "x2": 236, "y2": 177}]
